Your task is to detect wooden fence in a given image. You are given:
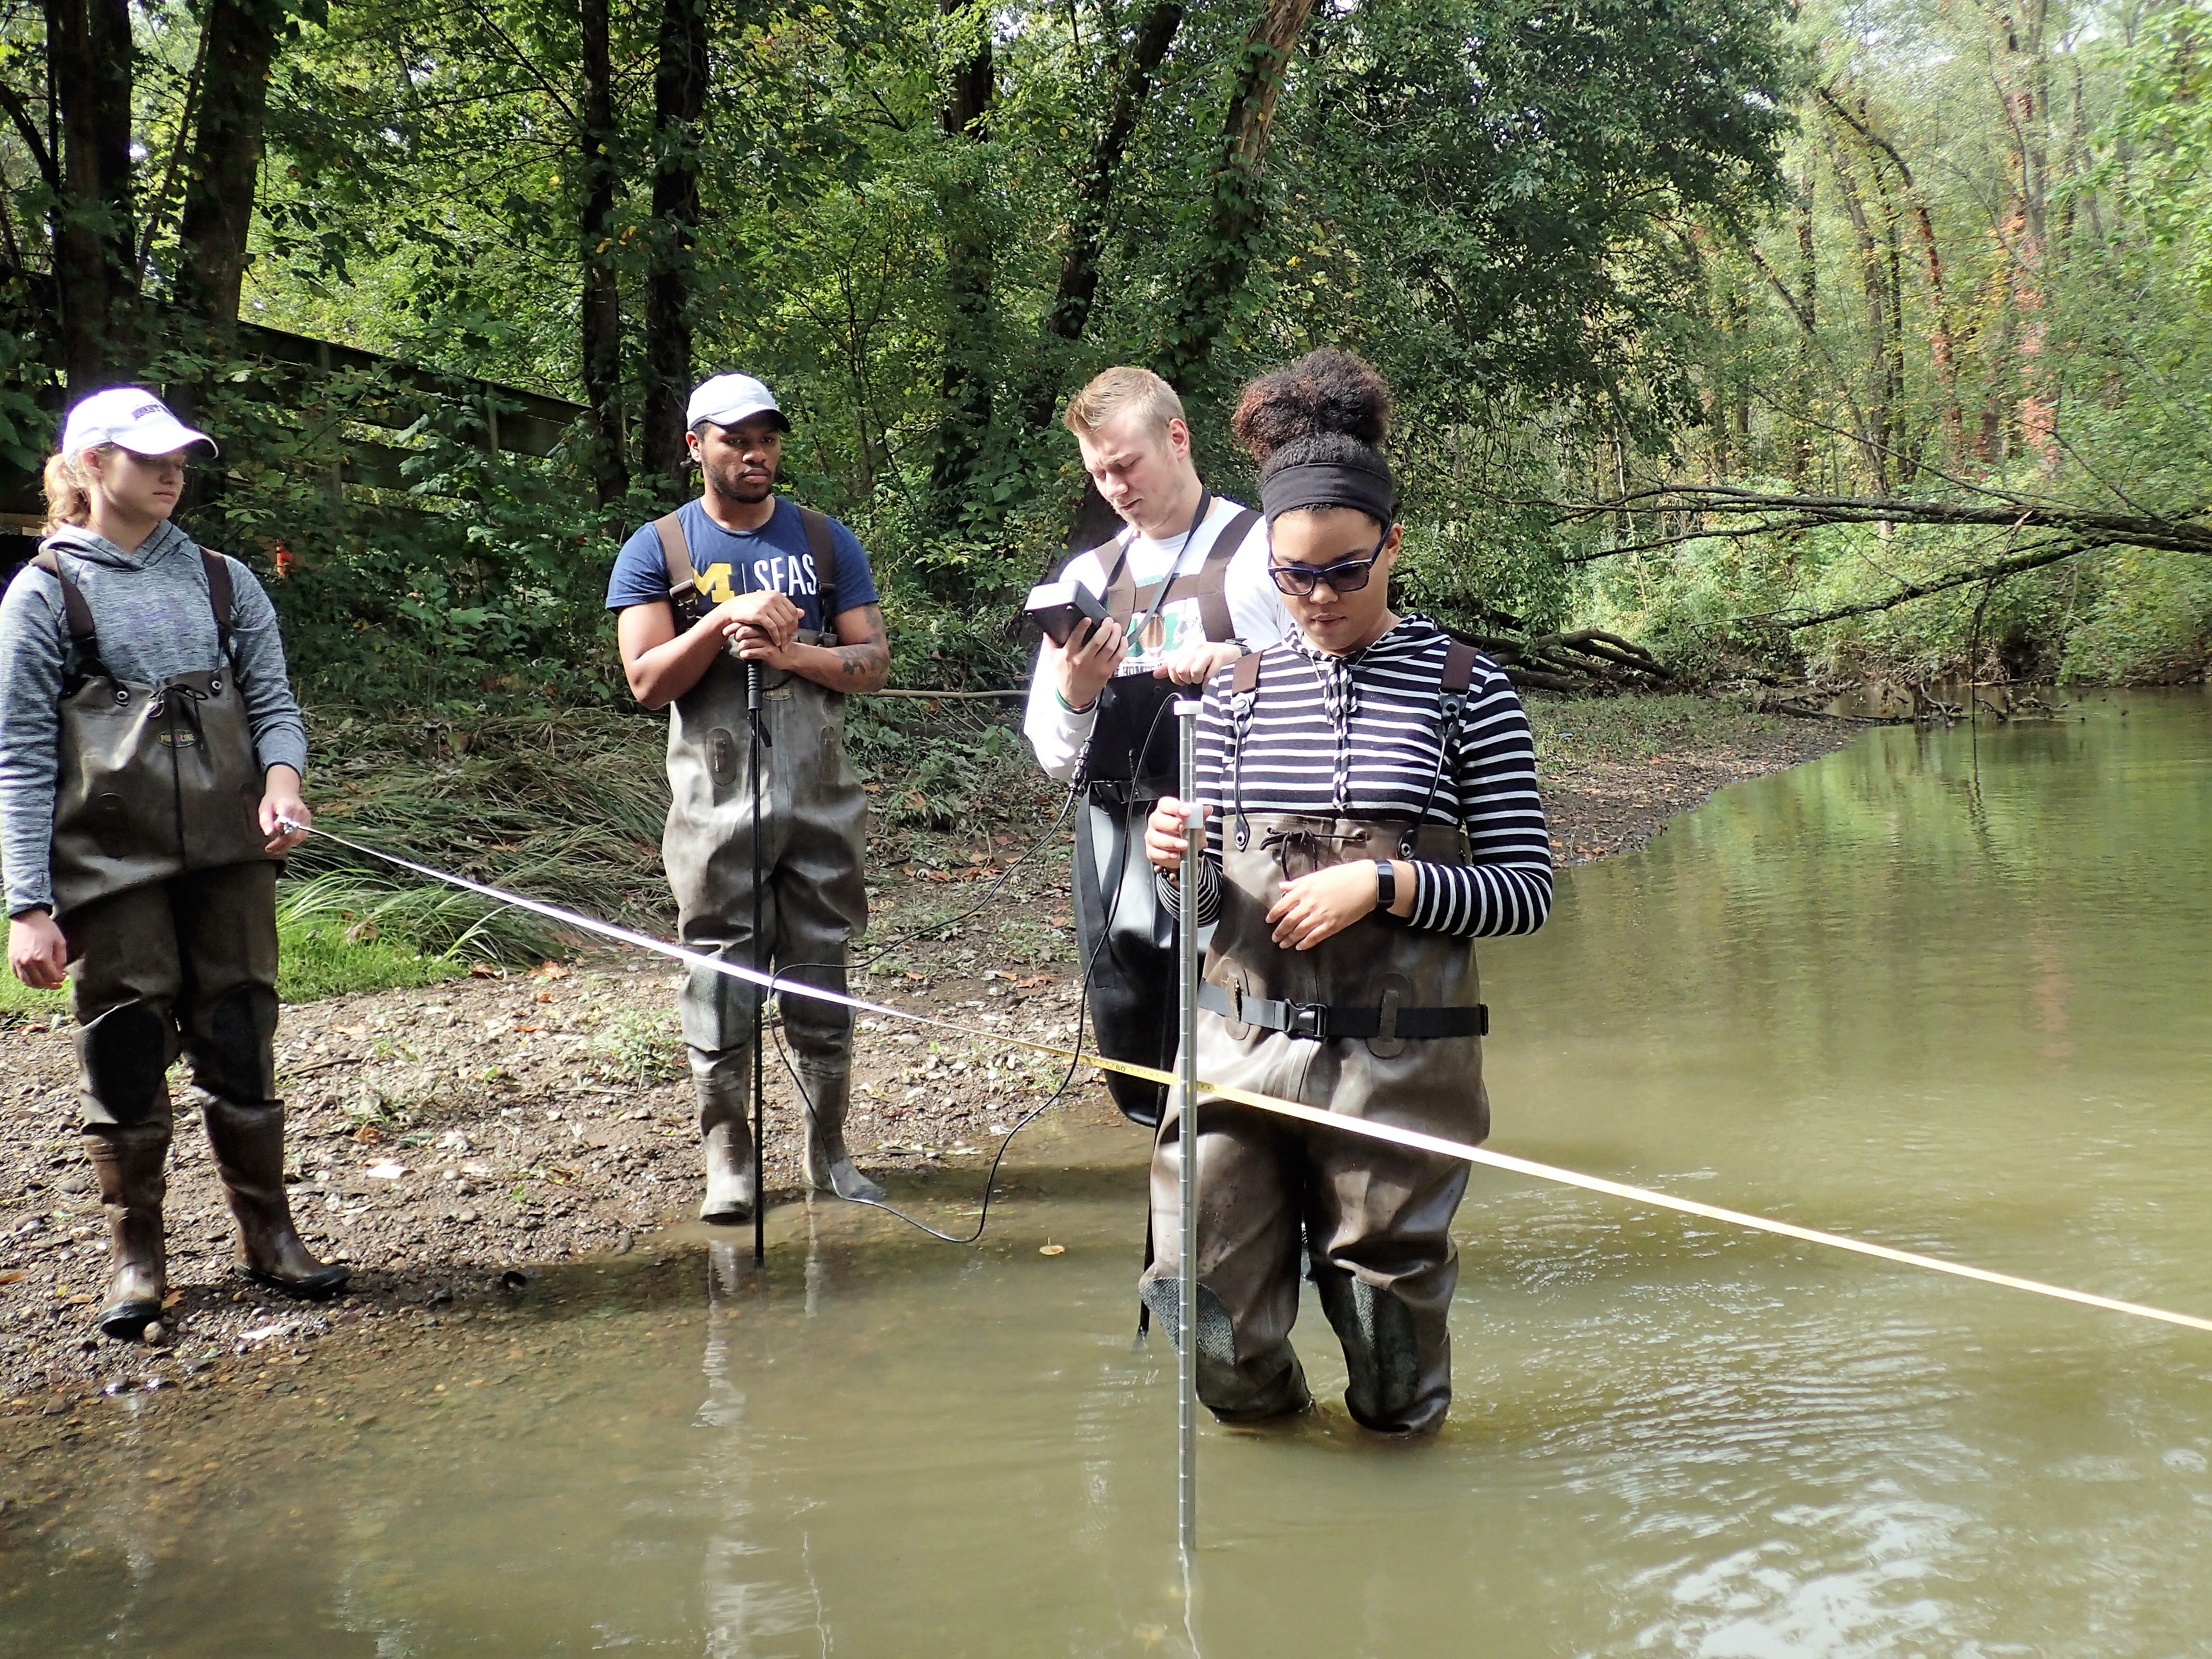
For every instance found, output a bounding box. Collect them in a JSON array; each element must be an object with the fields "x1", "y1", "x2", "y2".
[{"x1": 2, "y1": 316, "x2": 589, "y2": 577}]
